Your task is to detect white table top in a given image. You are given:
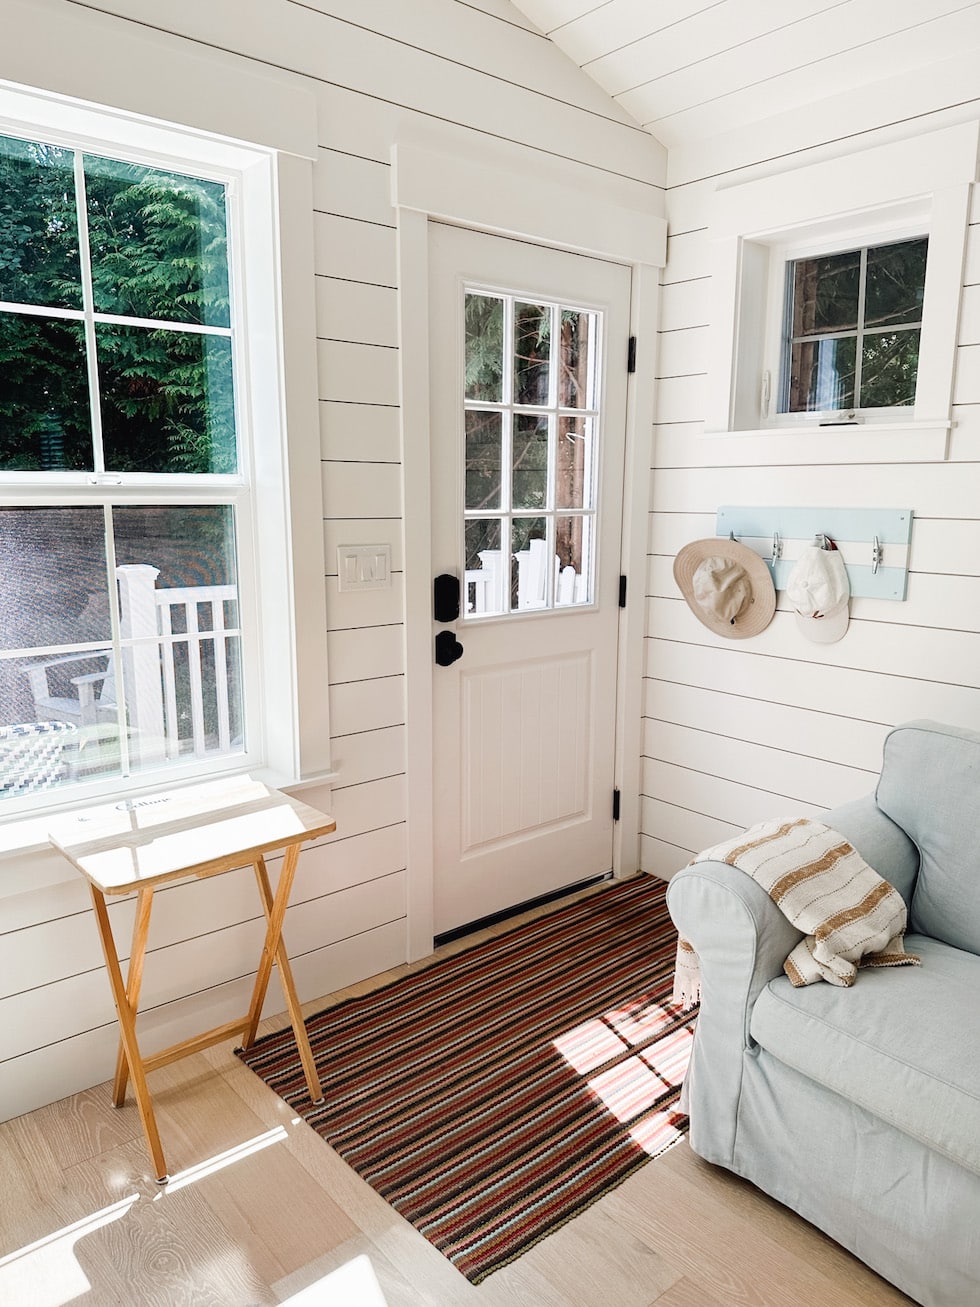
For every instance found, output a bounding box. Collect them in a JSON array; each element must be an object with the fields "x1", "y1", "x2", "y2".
[{"x1": 48, "y1": 776, "x2": 336, "y2": 894}]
